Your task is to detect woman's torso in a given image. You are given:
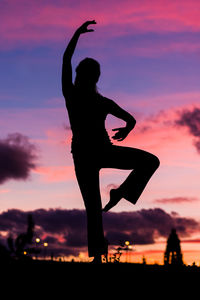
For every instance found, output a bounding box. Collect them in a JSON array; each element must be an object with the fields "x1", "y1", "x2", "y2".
[{"x1": 65, "y1": 88, "x2": 112, "y2": 154}]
